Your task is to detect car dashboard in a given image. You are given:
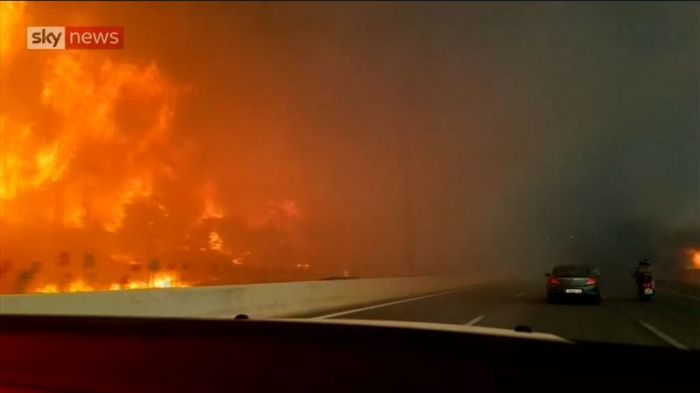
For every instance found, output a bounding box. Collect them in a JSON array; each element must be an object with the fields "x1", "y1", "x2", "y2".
[{"x1": 0, "y1": 315, "x2": 697, "y2": 392}]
